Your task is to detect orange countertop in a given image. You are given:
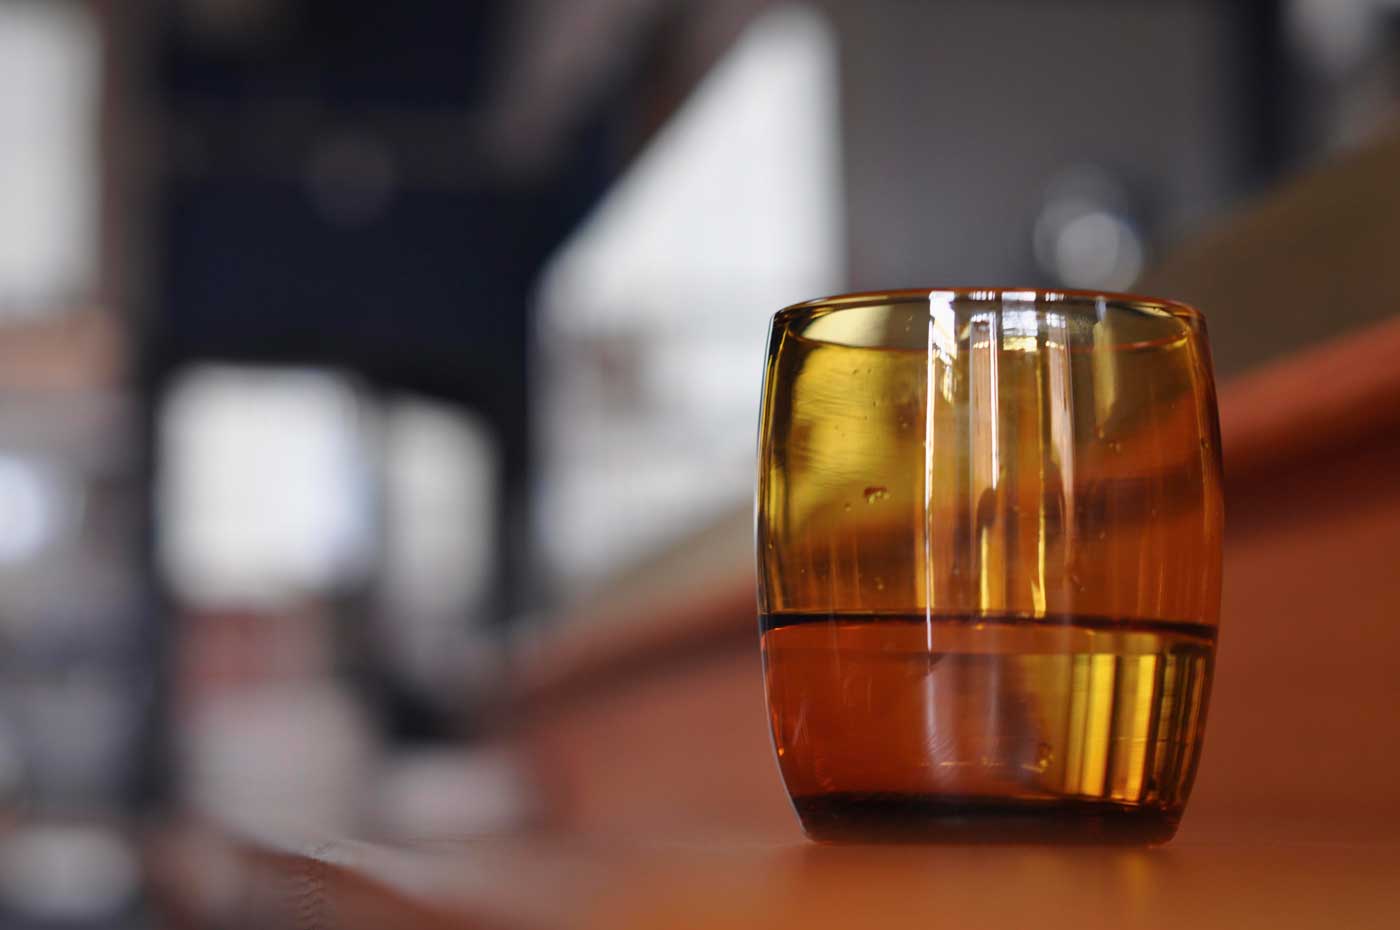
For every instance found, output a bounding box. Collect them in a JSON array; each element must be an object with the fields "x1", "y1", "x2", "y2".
[{"x1": 157, "y1": 817, "x2": 1400, "y2": 930}]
